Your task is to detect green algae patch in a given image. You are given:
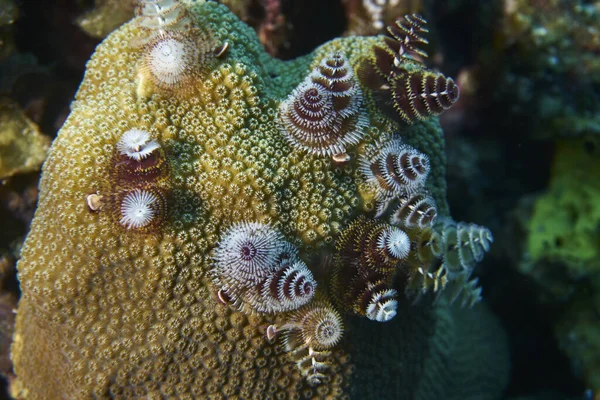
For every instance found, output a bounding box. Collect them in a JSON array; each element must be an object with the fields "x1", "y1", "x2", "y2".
[
  {"x1": 527, "y1": 140, "x2": 600, "y2": 277},
  {"x1": 0, "y1": 99, "x2": 50, "y2": 180}
]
